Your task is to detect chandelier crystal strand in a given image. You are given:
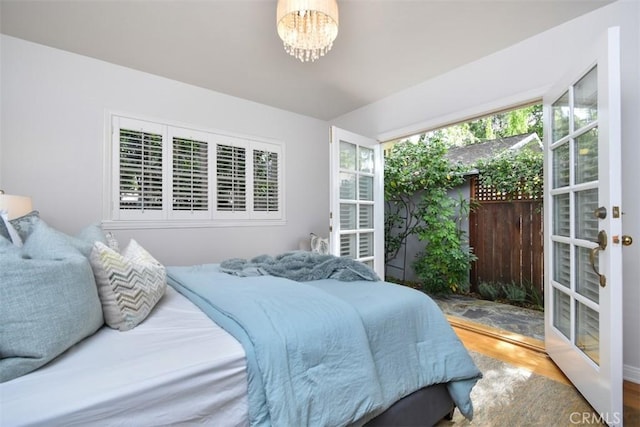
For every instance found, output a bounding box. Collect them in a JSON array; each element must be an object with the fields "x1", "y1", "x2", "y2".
[{"x1": 277, "y1": 0, "x2": 339, "y2": 62}]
